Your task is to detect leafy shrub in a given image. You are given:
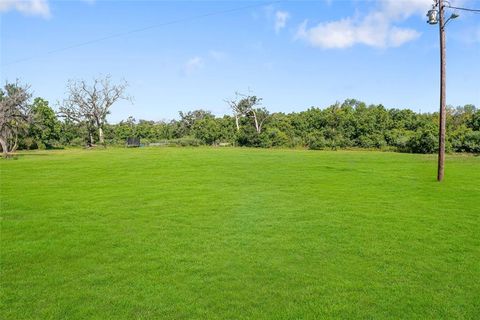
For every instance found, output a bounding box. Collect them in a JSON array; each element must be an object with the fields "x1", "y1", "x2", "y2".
[
  {"x1": 327, "y1": 135, "x2": 352, "y2": 149},
  {"x1": 406, "y1": 129, "x2": 438, "y2": 154},
  {"x1": 290, "y1": 136, "x2": 304, "y2": 148},
  {"x1": 449, "y1": 126, "x2": 480, "y2": 153},
  {"x1": 385, "y1": 129, "x2": 413, "y2": 151},
  {"x1": 463, "y1": 131, "x2": 480, "y2": 153},
  {"x1": 18, "y1": 137, "x2": 37, "y2": 150},
  {"x1": 307, "y1": 131, "x2": 327, "y2": 150},
  {"x1": 357, "y1": 133, "x2": 387, "y2": 148},
  {"x1": 68, "y1": 137, "x2": 86, "y2": 146},
  {"x1": 263, "y1": 128, "x2": 289, "y2": 148}
]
